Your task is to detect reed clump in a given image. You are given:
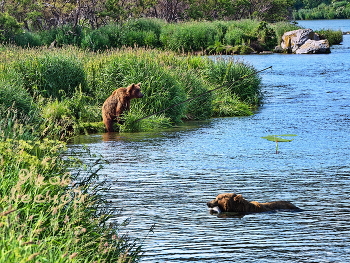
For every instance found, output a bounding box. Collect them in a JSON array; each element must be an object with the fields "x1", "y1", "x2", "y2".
[
  {"x1": 0, "y1": 137, "x2": 142, "y2": 262},
  {"x1": 315, "y1": 29, "x2": 343, "y2": 45}
]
